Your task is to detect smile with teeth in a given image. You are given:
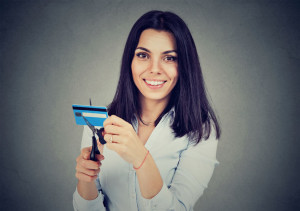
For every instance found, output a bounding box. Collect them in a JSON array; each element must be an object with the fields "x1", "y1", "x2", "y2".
[{"x1": 144, "y1": 79, "x2": 166, "y2": 86}]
